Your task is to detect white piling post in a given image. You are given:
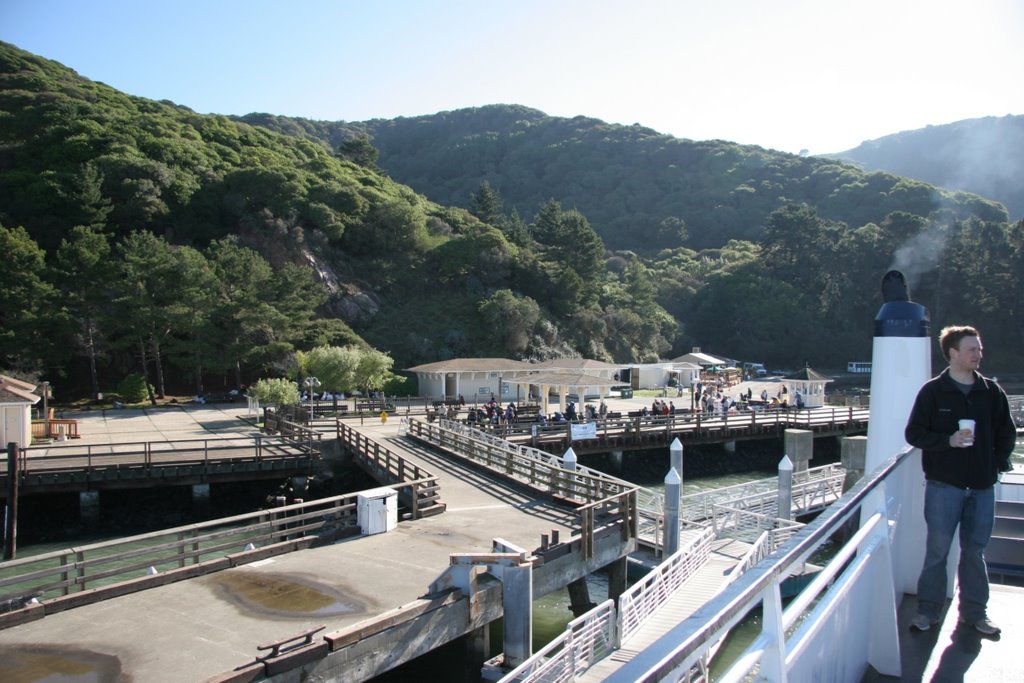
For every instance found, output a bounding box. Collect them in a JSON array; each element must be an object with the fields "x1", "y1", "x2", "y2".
[
  {"x1": 670, "y1": 437, "x2": 683, "y2": 487},
  {"x1": 563, "y1": 447, "x2": 577, "y2": 498},
  {"x1": 777, "y1": 455, "x2": 793, "y2": 521},
  {"x1": 663, "y1": 467, "x2": 681, "y2": 556}
]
